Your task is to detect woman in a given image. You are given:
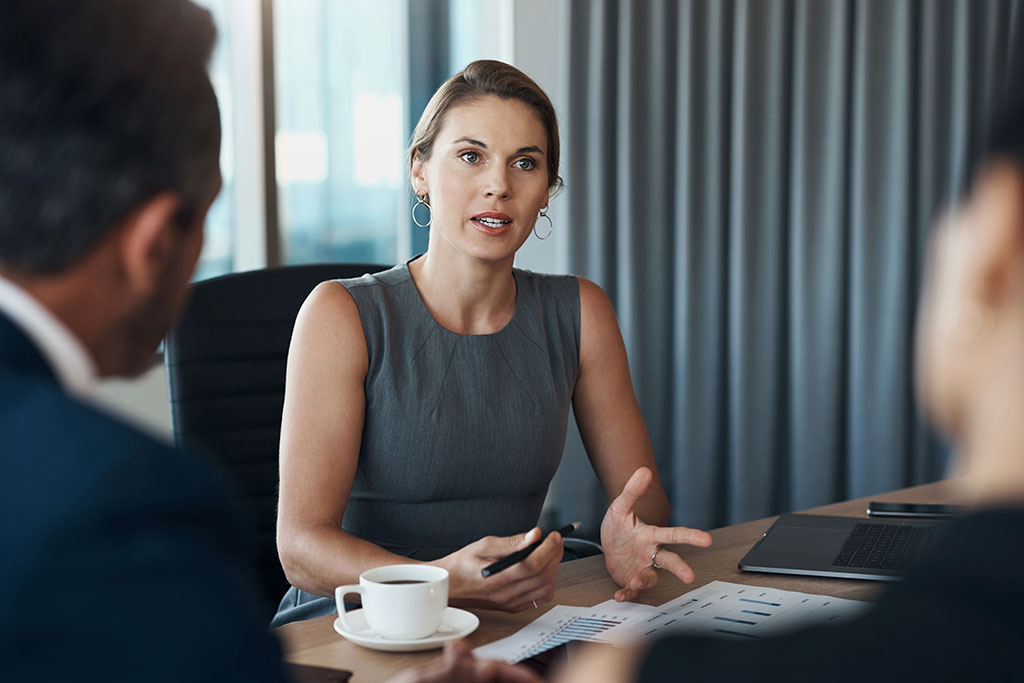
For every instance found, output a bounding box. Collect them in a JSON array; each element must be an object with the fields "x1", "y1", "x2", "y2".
[{"x1": 273, "y1": 60, "x2": 711, "y2": 626}]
